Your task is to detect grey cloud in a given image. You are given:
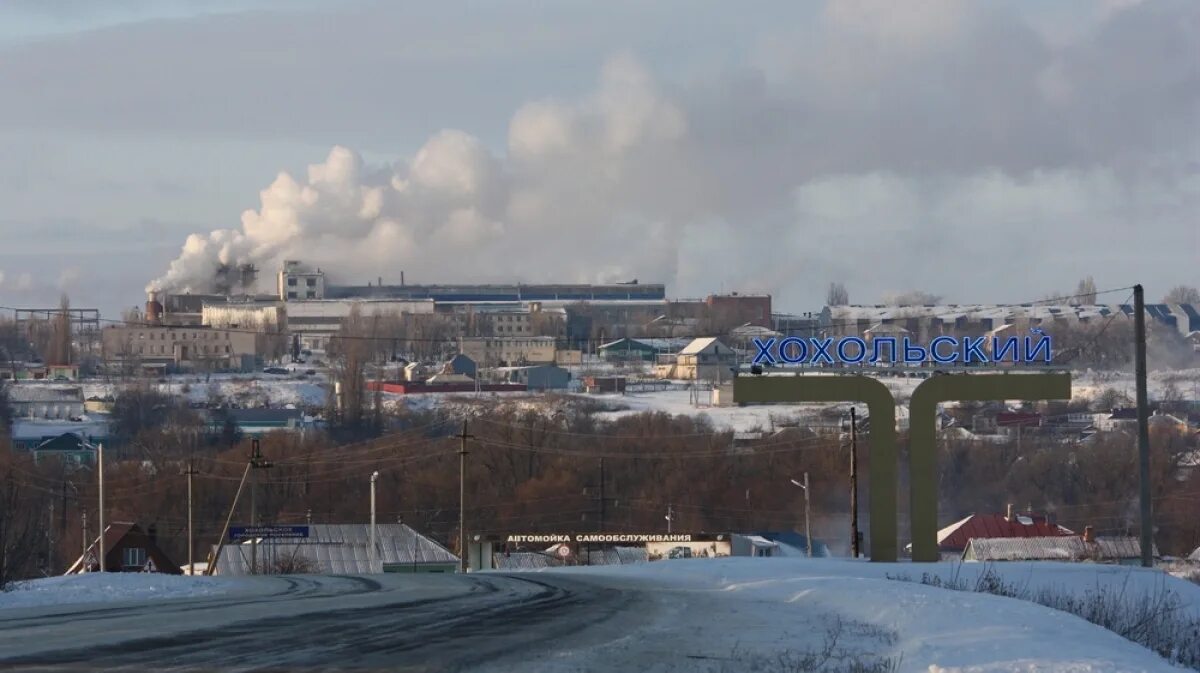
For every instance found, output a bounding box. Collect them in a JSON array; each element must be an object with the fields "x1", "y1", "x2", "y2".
[{"x1": 0, "y1": 0, "x2": 1196, "y2": 314}]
